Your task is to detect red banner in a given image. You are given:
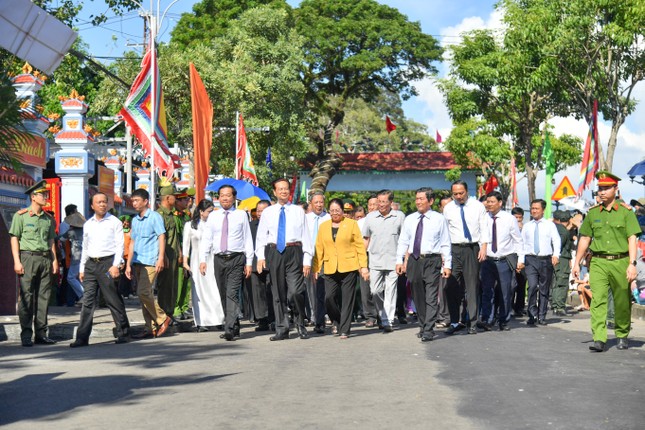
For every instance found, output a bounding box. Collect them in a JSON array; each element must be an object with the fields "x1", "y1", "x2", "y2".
[
  {"x1": 43, "y1": 178, "x2": 61, "y2": 230},
  {"x1": 11, "y1": 135, "x2": 48, "y2": 168}
]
